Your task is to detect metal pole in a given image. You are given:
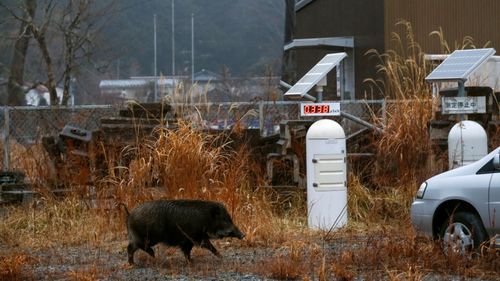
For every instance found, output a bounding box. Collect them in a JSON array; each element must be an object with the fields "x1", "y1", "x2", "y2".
[
  {"x1": 171, "y1": 0, "x2": 175, "y2": 77},
  {"x1": 259, "y1": 101, "x2": 264, "y2": 136},
  {"x1": 3, "y1": 107, "x2": 9, "y2": 172},
  {"x1": 116, "y1": 59, "x2": 120, "y2": 79},
  {"x1": 341, "y1": 111, "x2": 383, "y2": 134},
  {"x1": 382, "y1": 99, "x2": 387, "y2": 128},
  {"x1": 191, "y1": 13, "x2": 194, "y2": 84},
  {"x1": 337, "y1": 61, "x2": 344, "y2": 99},
  {"x1": 458, "y1": 80, "x2": 465, "y2": 121},
  {"x1": 315, "y1": 85, "x2": 323, "y2": 103},
  {"x1": 154, "y1": 14, "x2": 158, "y2": 102}
]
